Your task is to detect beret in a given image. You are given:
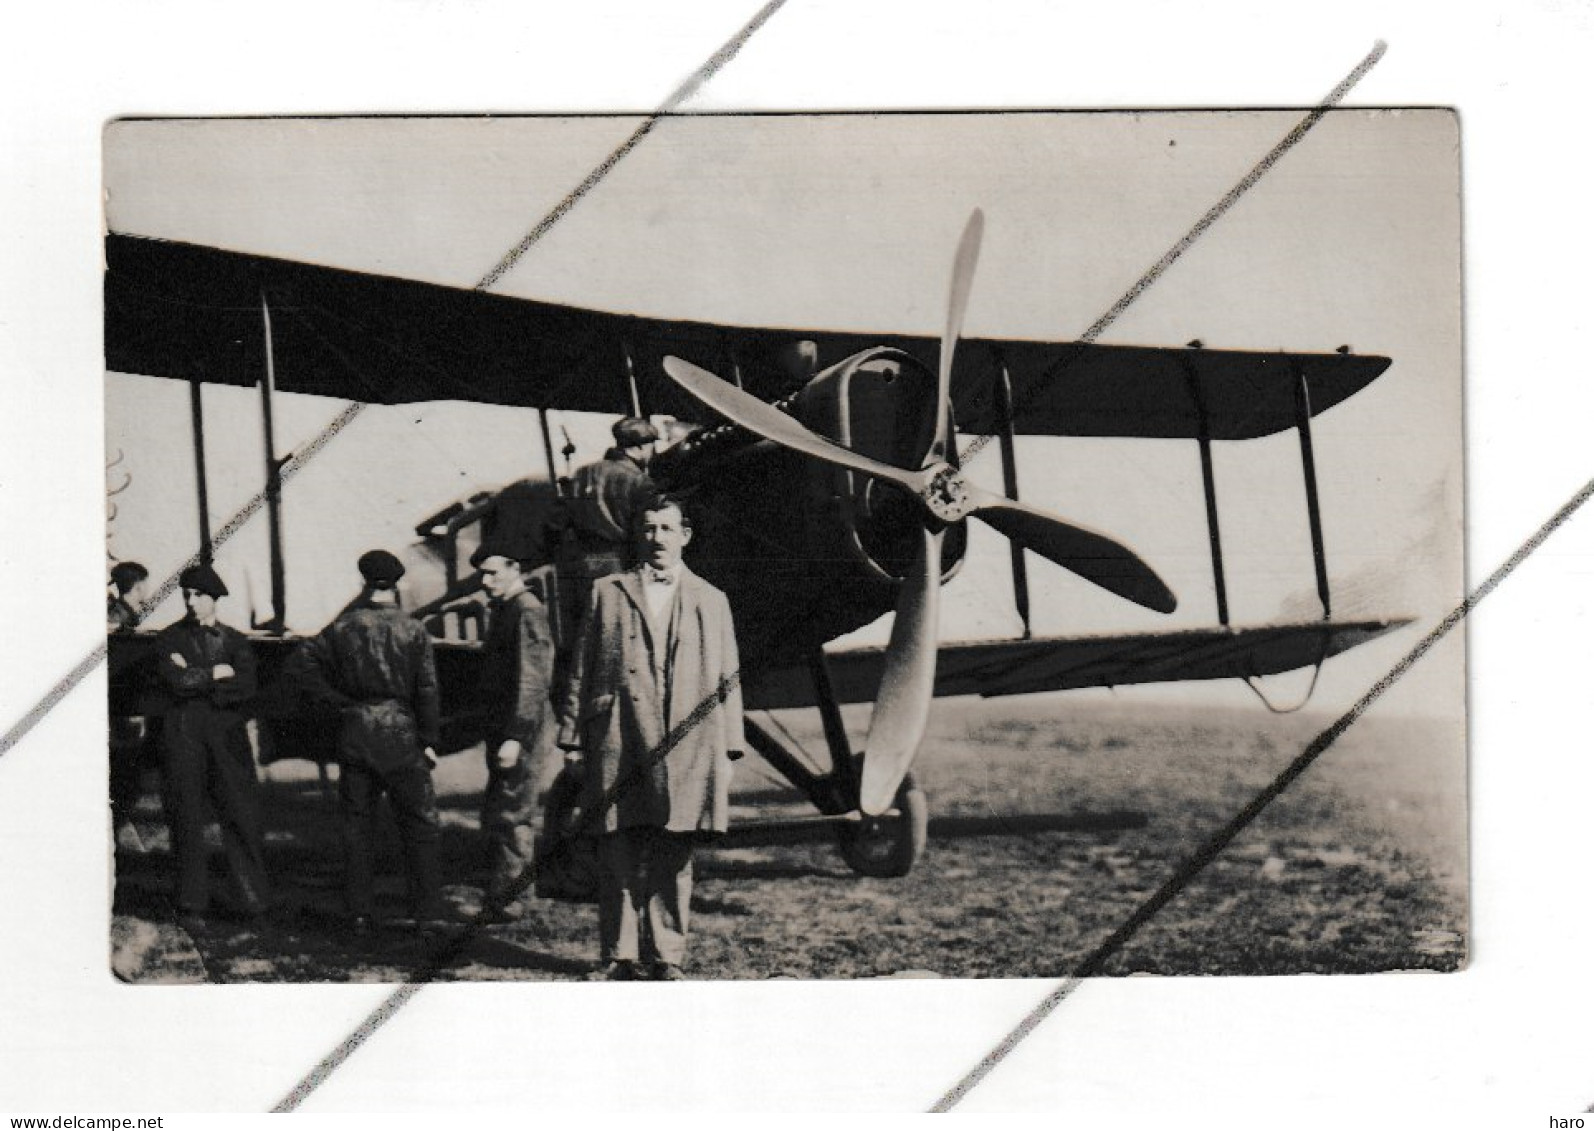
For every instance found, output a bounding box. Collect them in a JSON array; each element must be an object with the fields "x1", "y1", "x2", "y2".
[
  {"x1": 469, "y1": 529, "x2": 542, "y2": 568},
  {"x1": 178, "y1": 564, "x2": 228, "y2": 599},
  {"x1": 357, "y1": 548, "x2": 406, "y2": 588}
]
